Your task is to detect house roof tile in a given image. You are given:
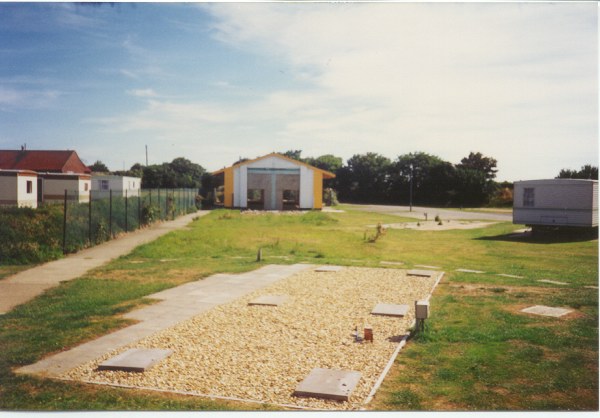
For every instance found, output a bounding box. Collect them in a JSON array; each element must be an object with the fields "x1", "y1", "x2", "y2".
[{"x1": 0, "y1": 150, "x2": 91, "y2": 174}]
